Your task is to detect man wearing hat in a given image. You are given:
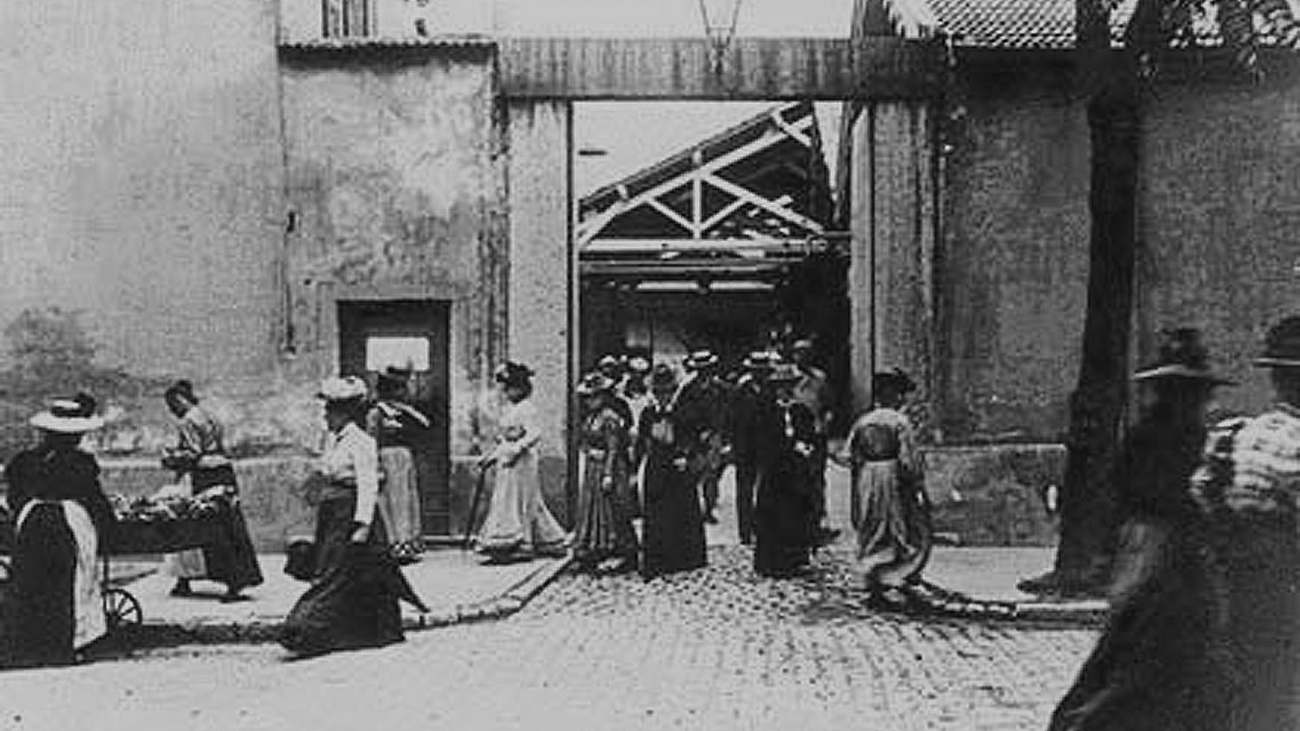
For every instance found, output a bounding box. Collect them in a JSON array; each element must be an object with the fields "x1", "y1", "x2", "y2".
[
  {"x1": 676, "y1": 349, "x2": 728, "y2": 524},
  {"x1": 727, "y1": 351, "x2": 779, "y2": 544},
  {"x1": 1185, "y1": 316, "x2": 1300, "y2": 730}
]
